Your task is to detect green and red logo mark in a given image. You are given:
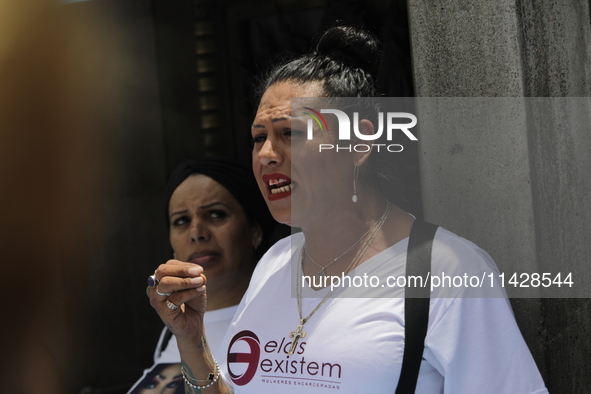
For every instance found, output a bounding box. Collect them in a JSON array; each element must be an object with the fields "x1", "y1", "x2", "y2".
[{"x1": 303, "y1": 107, "x2": 329, "y2": 139}]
